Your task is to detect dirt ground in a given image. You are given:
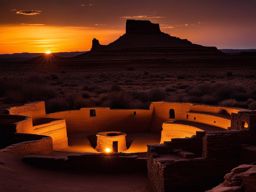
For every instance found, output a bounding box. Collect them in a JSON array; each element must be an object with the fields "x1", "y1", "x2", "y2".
[{"x1": 0, "y1": 151, "x2": 151, "y2": 192}]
